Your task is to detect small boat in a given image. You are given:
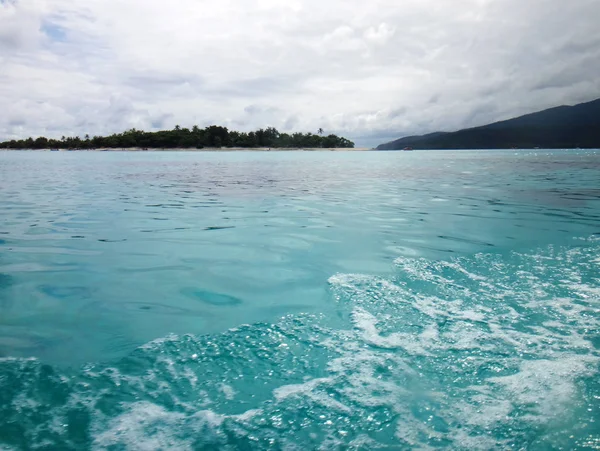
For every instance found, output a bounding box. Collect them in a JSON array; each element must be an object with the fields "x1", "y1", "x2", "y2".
[{"x1": 403, "y1": 147, "x2": 413, "y2": 151}]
